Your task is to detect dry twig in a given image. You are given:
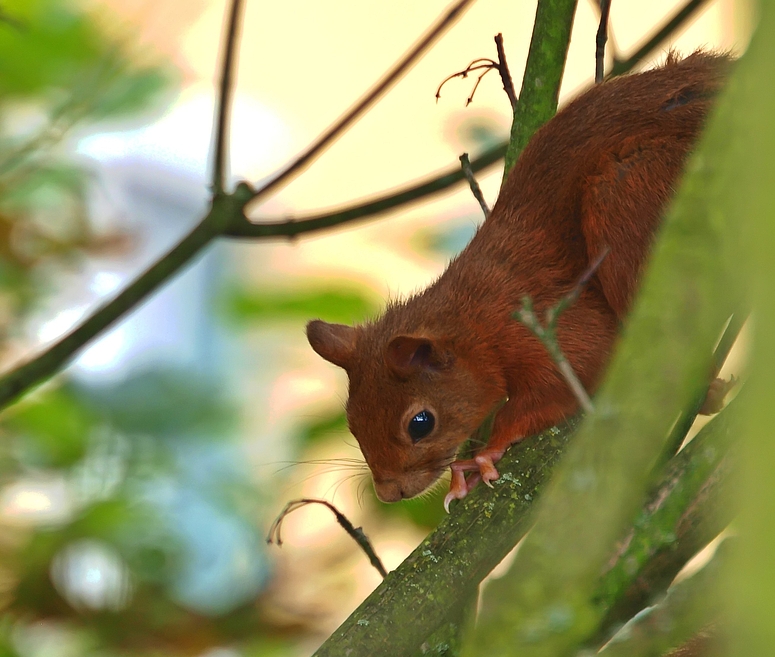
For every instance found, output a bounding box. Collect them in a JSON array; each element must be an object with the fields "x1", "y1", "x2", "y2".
[
  {"x1": 514, "y1": 247, "x2": 610, "y2": 414},
  {"x1": 436, "y1": 33, "x2": 517, "y2": 110},
  {"x1": 459, "y1": 152, "x2": 490, "y2": 218},
  {"x1": 267, "y1": 498, "x2": 388, "y2": 578}
]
